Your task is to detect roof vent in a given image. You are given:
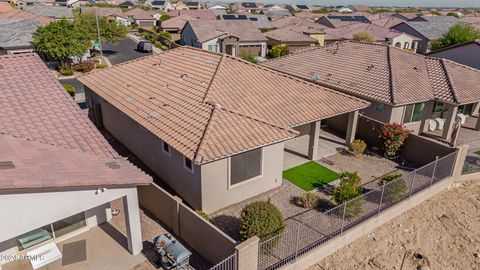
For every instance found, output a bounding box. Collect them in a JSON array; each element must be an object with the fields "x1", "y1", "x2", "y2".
[
  {"x1": 0, "y1": 161, "x2": 14, "y2": 170},
  {"x1": 125, "y1": 96, "x2": 134, "y2": 103},
  {"x1": 311, "y1": 73, "x2": 319, "y2": 82},
  {"x1": 366, "y1": 64, "x2": 374, "y2": 71},
  {"x1": 105, "y1": 161, "x2": 120, "y2": 169},
  {"x1": 152, "y1": 59, "x2": 162, "y2": 66},
  {"x1": 180, "y1": 74, "x2": 187, "y2": 80},
  {"x1": 206, "y1": 59, "x2": 214, "y2": 64},
  {"x1": 204, "y1": 99, "x2": 221, "y2": 108},
  {"x1": 149, "y1": 111, "x2": 160, "y2": 118}
]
